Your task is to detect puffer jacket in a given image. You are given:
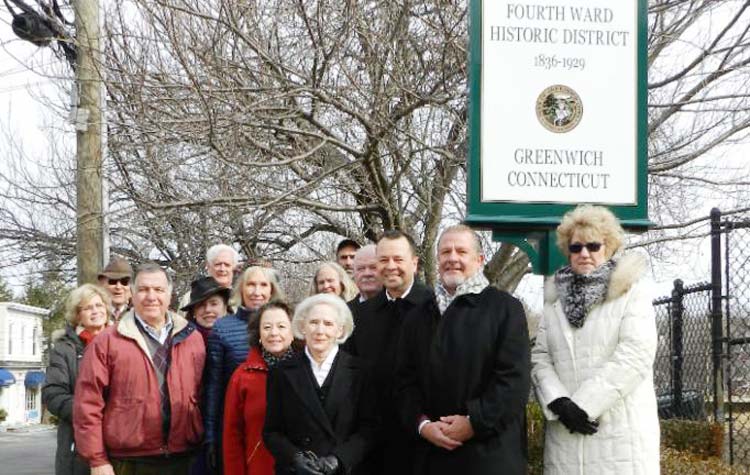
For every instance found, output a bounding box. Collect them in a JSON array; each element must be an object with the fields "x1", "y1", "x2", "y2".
[
  {"x1": 73, "y1": 311, "x2": 205, "y2": 468},
  {"x1": 204, "y1": 306, "x2": 254, "y2": 444},
  {"x1": 42, "y1": 325, "x2": 89, "y2": 475},
  {"x1": 531, "y1": 252, "x2": 659, "y2": 475}
]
